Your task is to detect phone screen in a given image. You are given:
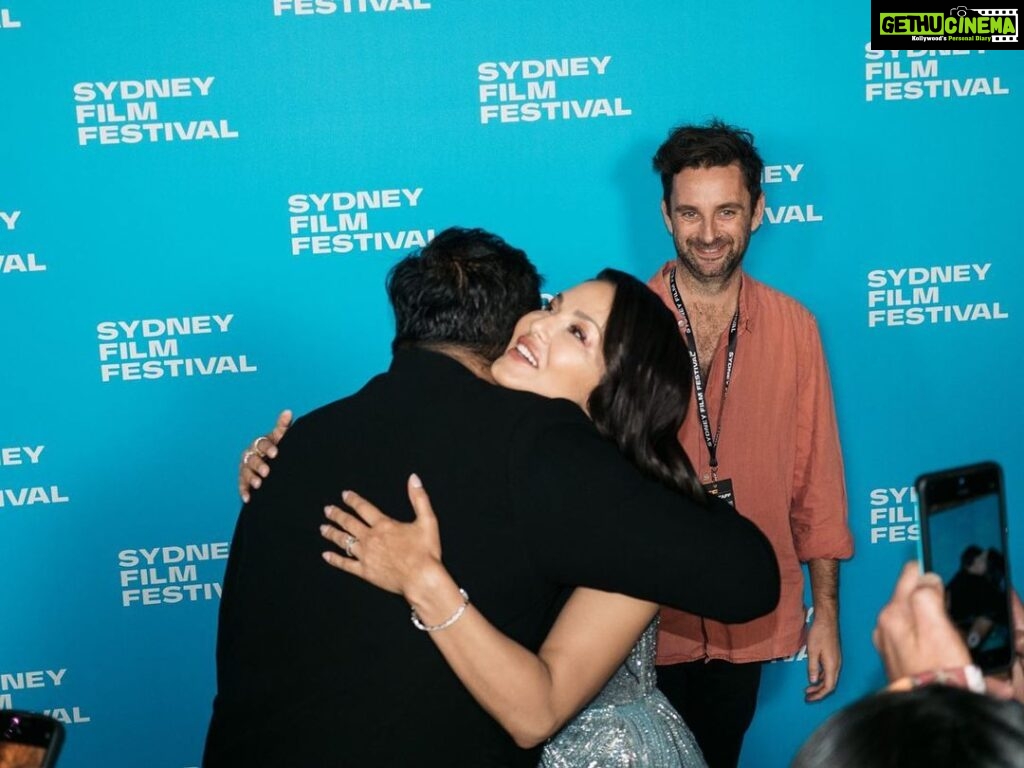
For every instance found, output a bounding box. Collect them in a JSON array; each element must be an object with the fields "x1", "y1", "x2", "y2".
[
  {"x1": 0, "y1": 712, "x2": 62, "y2": 768},
  {"x1": 918, "y1": 462, "x2": 1012, "y2": 673}
]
